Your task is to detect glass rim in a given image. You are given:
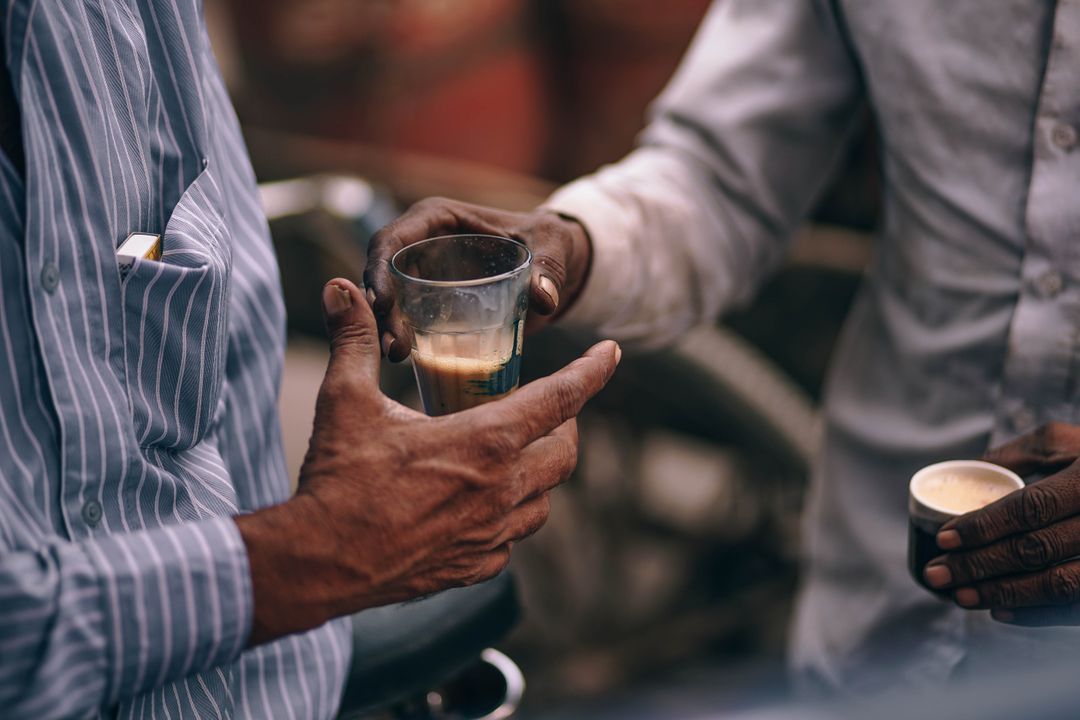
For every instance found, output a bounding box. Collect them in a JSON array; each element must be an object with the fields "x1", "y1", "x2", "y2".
[{"x1": 389, "y1": 234, "x2": 532, "y2": 288}]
